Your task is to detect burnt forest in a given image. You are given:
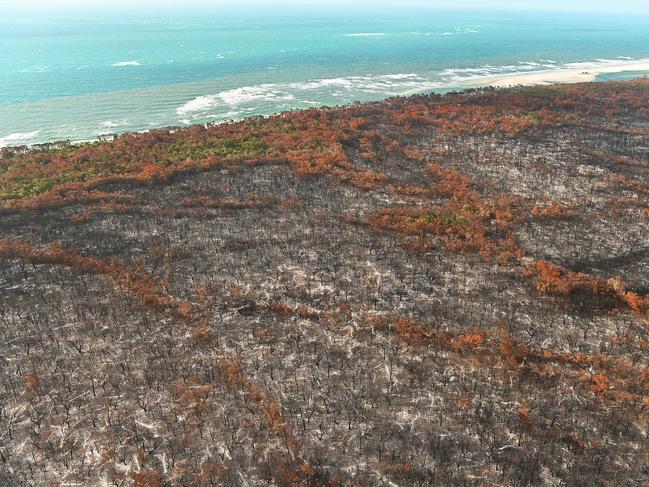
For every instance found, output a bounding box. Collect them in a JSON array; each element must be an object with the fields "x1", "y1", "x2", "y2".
[{"x1": 1, "y1": 79, "x2": 649, "y2": 486}]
